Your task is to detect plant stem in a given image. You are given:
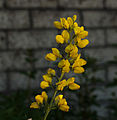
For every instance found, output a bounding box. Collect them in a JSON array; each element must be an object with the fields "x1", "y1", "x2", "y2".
[{"x1": 43, "y1": 72, "x2": 64, "y2": 120}]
